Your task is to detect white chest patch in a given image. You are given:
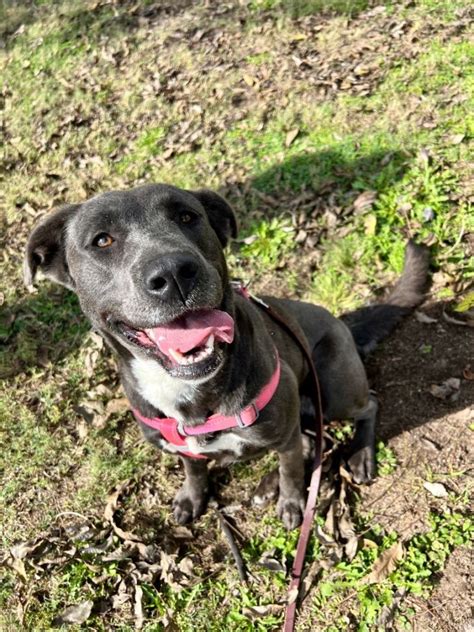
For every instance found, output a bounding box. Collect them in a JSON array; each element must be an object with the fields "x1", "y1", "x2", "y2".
[
  {"x1": 131, "y1": 357, "x2": 198, "y2": 421},
  {"x1": 131, "y1": 357, "x2": 249, "y2": 458},
  {"x1": 185, "y1": 433, "x2": 247, "y2": 457}
]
